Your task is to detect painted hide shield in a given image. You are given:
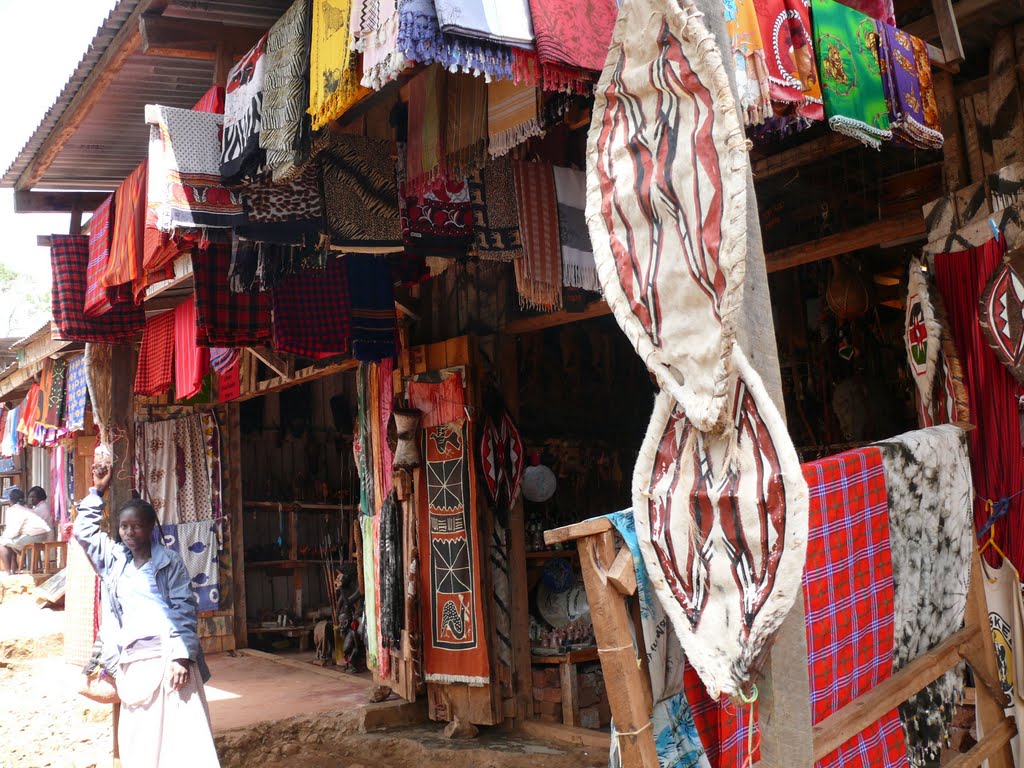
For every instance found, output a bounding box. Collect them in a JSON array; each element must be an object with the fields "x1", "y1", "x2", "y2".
[
  {"x1": 585, "y1": 0, "x2": 749, "y2": 433},
  {"x1": 634, "y1": 347, "x2": 808, "y2": 699},
  {"x1": 979, "y1": 261, "x2": 1024, "y2": 385},
  {"x1": 904, "y1": 259, "x2": 941, "y2": 406}
]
